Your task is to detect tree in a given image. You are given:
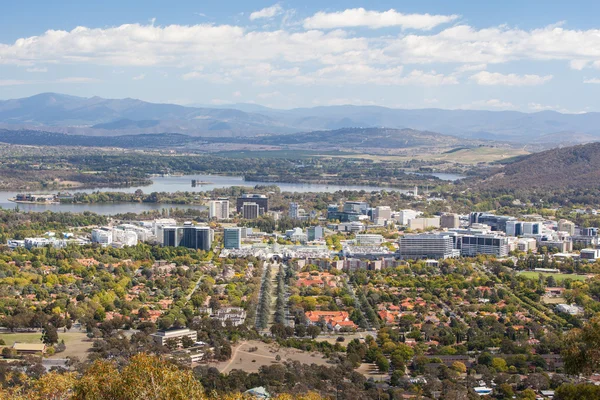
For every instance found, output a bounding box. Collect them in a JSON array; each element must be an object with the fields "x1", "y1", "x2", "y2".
[
  {"x1": 451, "y1": 361, "x2": 467, "y2": 374},
  {"x1": 41, "y1": 324, "x2": 59, "y2": 345},
  {"x1": 491, "y1": 357, "x2": 508, "y2": 372},
  {"x1": 307, "y1": 325, "x2": 321, "y2": 339},
  {"x1": 181, "y1": 335, "x2": 195, "y2": 349},
  {"x1": 376, "y1": 355, "x2": 390, "y2": 373},
  {"x1": 563, "y1": 317, "x2": 600, "y2": 375}
]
